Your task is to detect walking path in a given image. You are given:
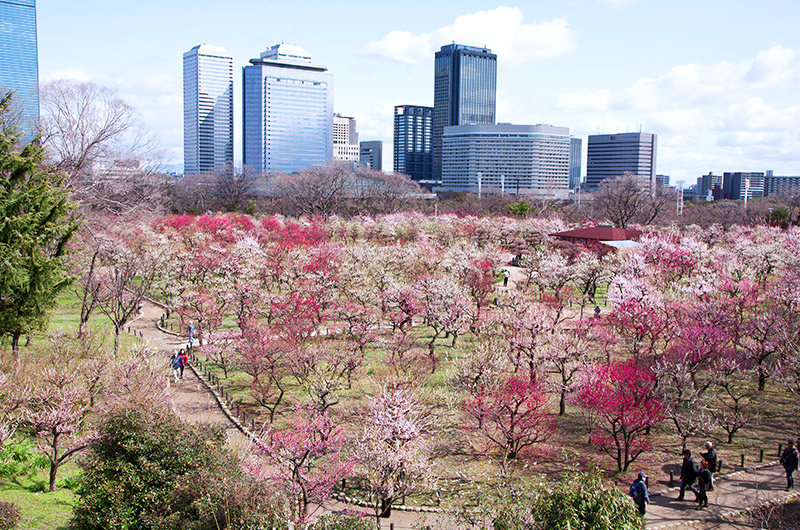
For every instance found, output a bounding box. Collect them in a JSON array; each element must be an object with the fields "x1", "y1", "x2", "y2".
[{"x1": 128, "y1": 299, "x2": 798, "y2": 529}]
